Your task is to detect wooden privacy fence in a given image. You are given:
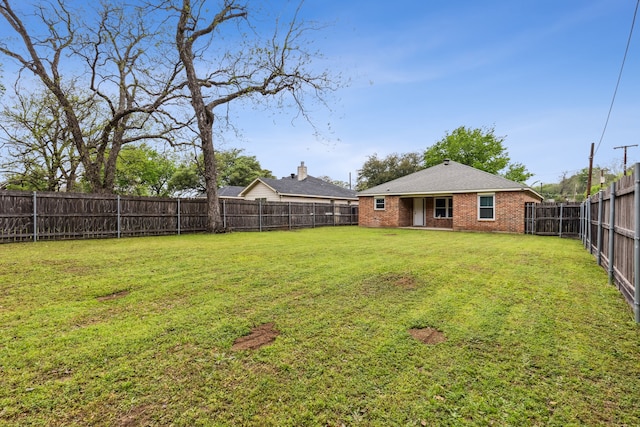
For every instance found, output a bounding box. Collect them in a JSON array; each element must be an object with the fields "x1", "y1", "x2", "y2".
[
  {"x1": 580, "y1": 164, "x2": 639, "y2": 323},
  {"x1": 0, "y1": 190, "x2": 358, "y2": 243},
  {"x1": 525, "y1": 202, "x2": 581, "y2": 237}
]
